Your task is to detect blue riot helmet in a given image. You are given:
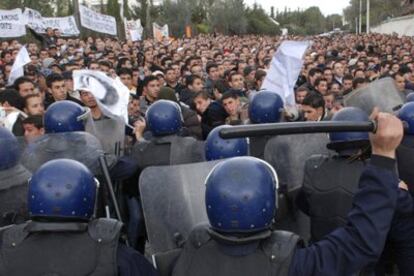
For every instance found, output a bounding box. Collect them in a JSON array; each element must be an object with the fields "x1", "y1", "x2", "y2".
[
  {"x1": 205, "y1": 157, "x2": 278, "y2": 233},
  {"x1": 249, "y1": 91, "x2": 284, "y2": 124},
  {"x1": 327, "y1": 107, "x2": 370, "y2": 150},
  {"x1": 205, "y1": 125, "x2": 249, "y2": 161},
  {"x1": 146, "y1": 100, "x2": 182, "y2": 136},
  {"x1": 44, "y1": 101, "x2": 88, "y2": 133},
  {"x1": 406, "y1": 92, "x2": 414, "y2": 103},
  {"x1": 398, "y1": 102, "x2": 414, "y2": 135},
  {"x1": 0, "y1": 127, "x2": 20, "y2": 170},
  {"x1": 28, "y1": 159, "x2": 98, "y2": 221}
]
